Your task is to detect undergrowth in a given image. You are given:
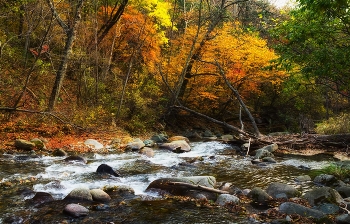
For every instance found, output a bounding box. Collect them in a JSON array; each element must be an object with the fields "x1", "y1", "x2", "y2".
[{"x1": 315, "y1": 113, "x2": 350, "y2": 134}]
